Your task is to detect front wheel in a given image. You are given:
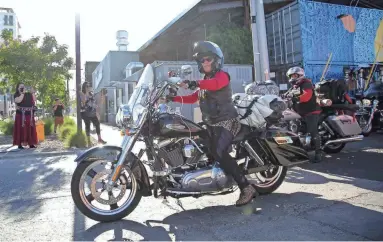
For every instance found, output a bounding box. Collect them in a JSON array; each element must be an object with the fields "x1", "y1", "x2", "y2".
[
  {"x1": 356, "y1": 115, "x2": 372, "y2": 137},
  {"x1": 71, "y1": 160, "x2": 142, "y2": 222},
  {"x1": 247, "y1": 166, "x2": 287, "y2": 195}
]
